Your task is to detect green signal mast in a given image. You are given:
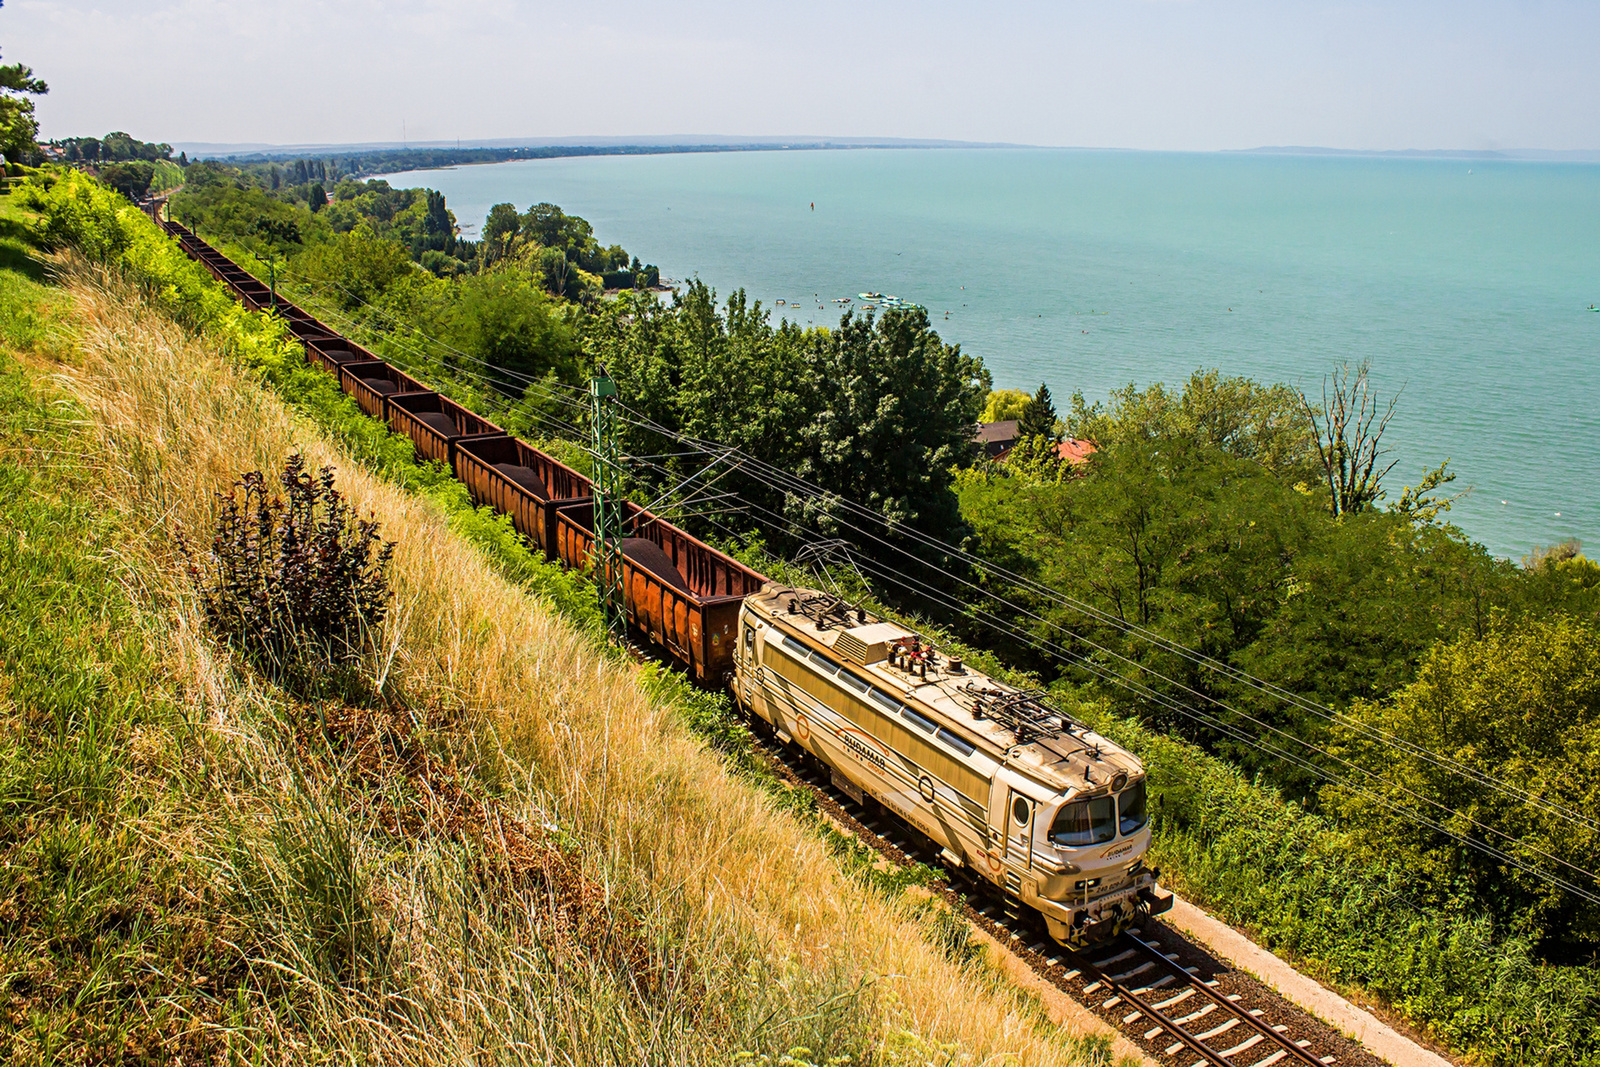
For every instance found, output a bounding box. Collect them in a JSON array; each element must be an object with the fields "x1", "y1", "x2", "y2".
[{"x1": 590, "y1": 369, "x2": 626, "y2": 643}]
